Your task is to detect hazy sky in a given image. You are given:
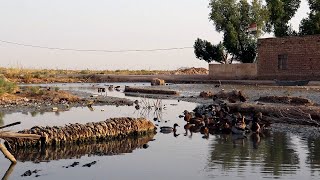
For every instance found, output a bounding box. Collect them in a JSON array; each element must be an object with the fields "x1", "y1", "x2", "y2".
[{"x1": 0, "y1": 0, "x2": 310, "y2": 70}]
